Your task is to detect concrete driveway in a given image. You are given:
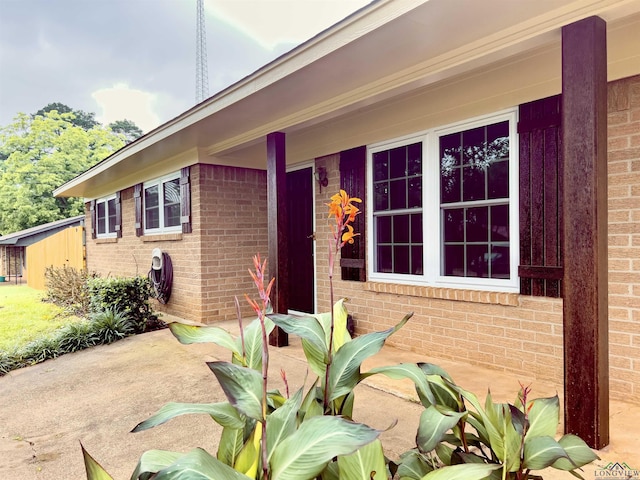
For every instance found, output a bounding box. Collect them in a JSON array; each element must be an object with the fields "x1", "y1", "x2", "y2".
[
  {"x1": 2, "y1": 323, "x2": 639, "y2": 479},
  {"x1": 0, "y1": 325, "x2": 424, "y2": 480}
]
